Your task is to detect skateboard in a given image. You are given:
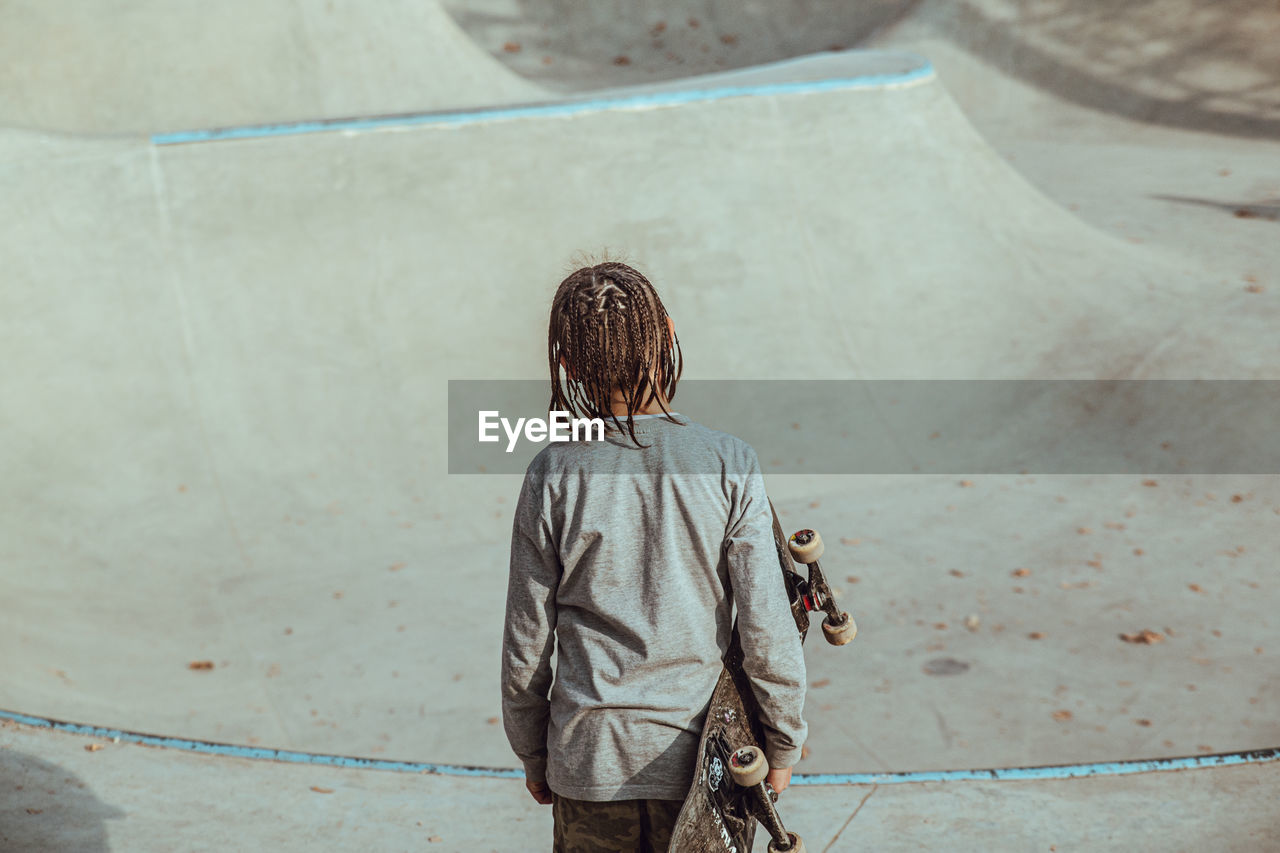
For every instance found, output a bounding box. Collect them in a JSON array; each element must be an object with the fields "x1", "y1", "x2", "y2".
[{"x1": 669, "y1": 501, "x2": 856, "y2": 853}]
